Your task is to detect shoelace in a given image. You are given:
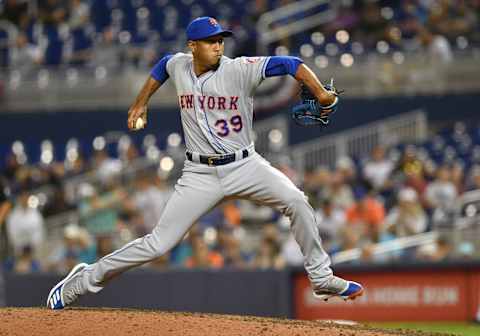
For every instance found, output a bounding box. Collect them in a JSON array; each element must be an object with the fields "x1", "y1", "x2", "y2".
[
  {"x1": 62, "y1": 272, "x2": 85, "y2": 305},
  {"x1": 315, "y1": 276, "x2": 349, "y2": 295}
]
